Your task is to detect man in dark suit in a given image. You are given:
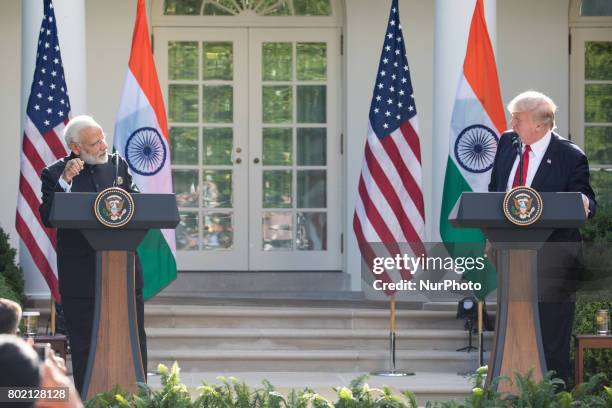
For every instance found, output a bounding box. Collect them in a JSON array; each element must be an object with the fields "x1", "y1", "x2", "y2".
[
  {"x1": 39, "y1": 115, "x2": 147, "y2": 395},
  {"x1": 488, "y1": 91, "x2": 596, "y2": 387}
]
